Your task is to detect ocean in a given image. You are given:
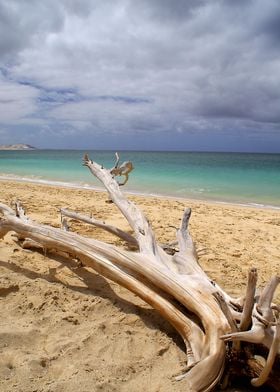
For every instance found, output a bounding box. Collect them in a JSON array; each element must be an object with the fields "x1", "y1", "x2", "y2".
[{"x1": 0, "y1": 150, "x2": 279, "y2": 208}]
